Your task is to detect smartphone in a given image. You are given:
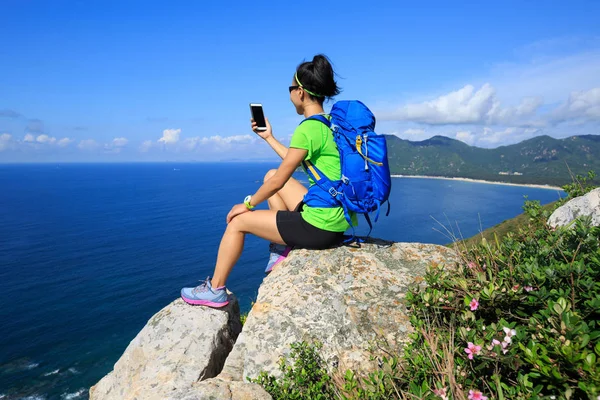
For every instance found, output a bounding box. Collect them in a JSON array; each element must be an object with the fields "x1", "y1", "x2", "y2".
[{"x1": 250, "y1": 103, "x2": 267, "y2": 131}]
